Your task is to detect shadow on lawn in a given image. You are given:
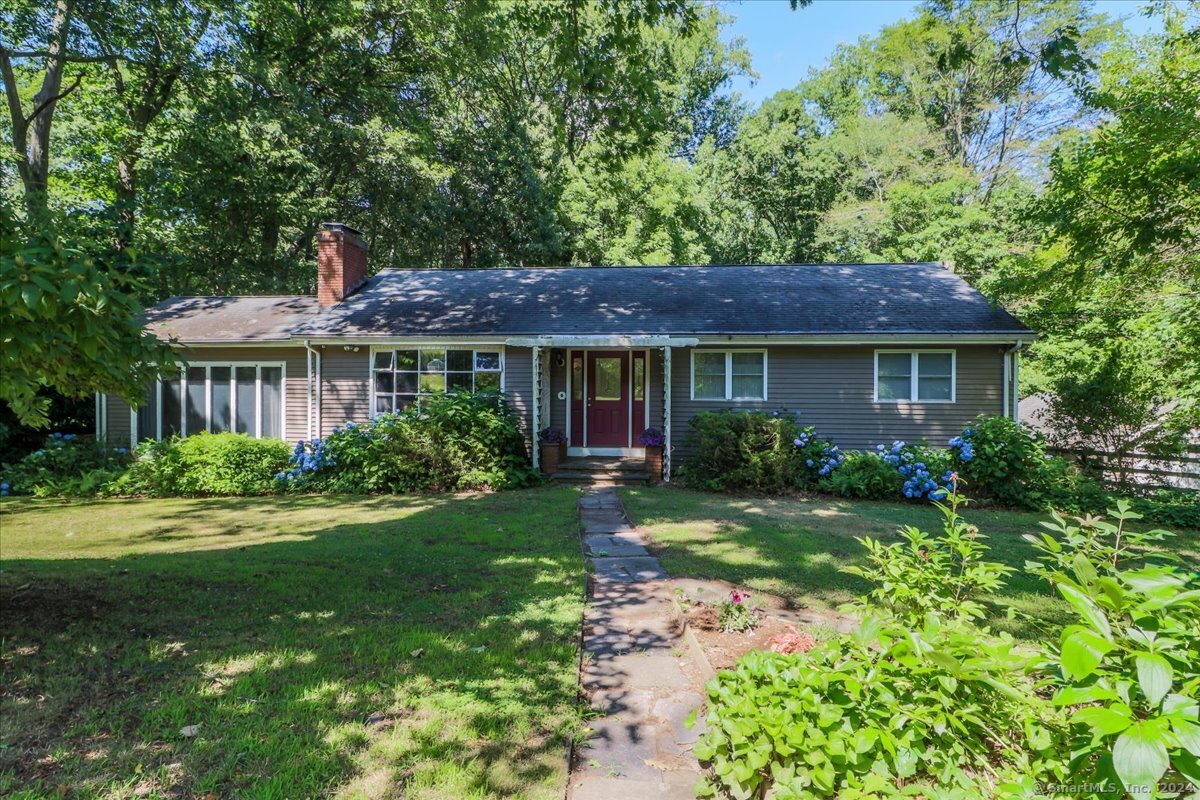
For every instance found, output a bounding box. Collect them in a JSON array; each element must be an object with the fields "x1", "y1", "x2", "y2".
[
  {"x1": 0, "y1": 492, "x2": 583, "y2": 800},
  {"x1": 621, "y1": 489, "x2": 1174, "y2": 638}
]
